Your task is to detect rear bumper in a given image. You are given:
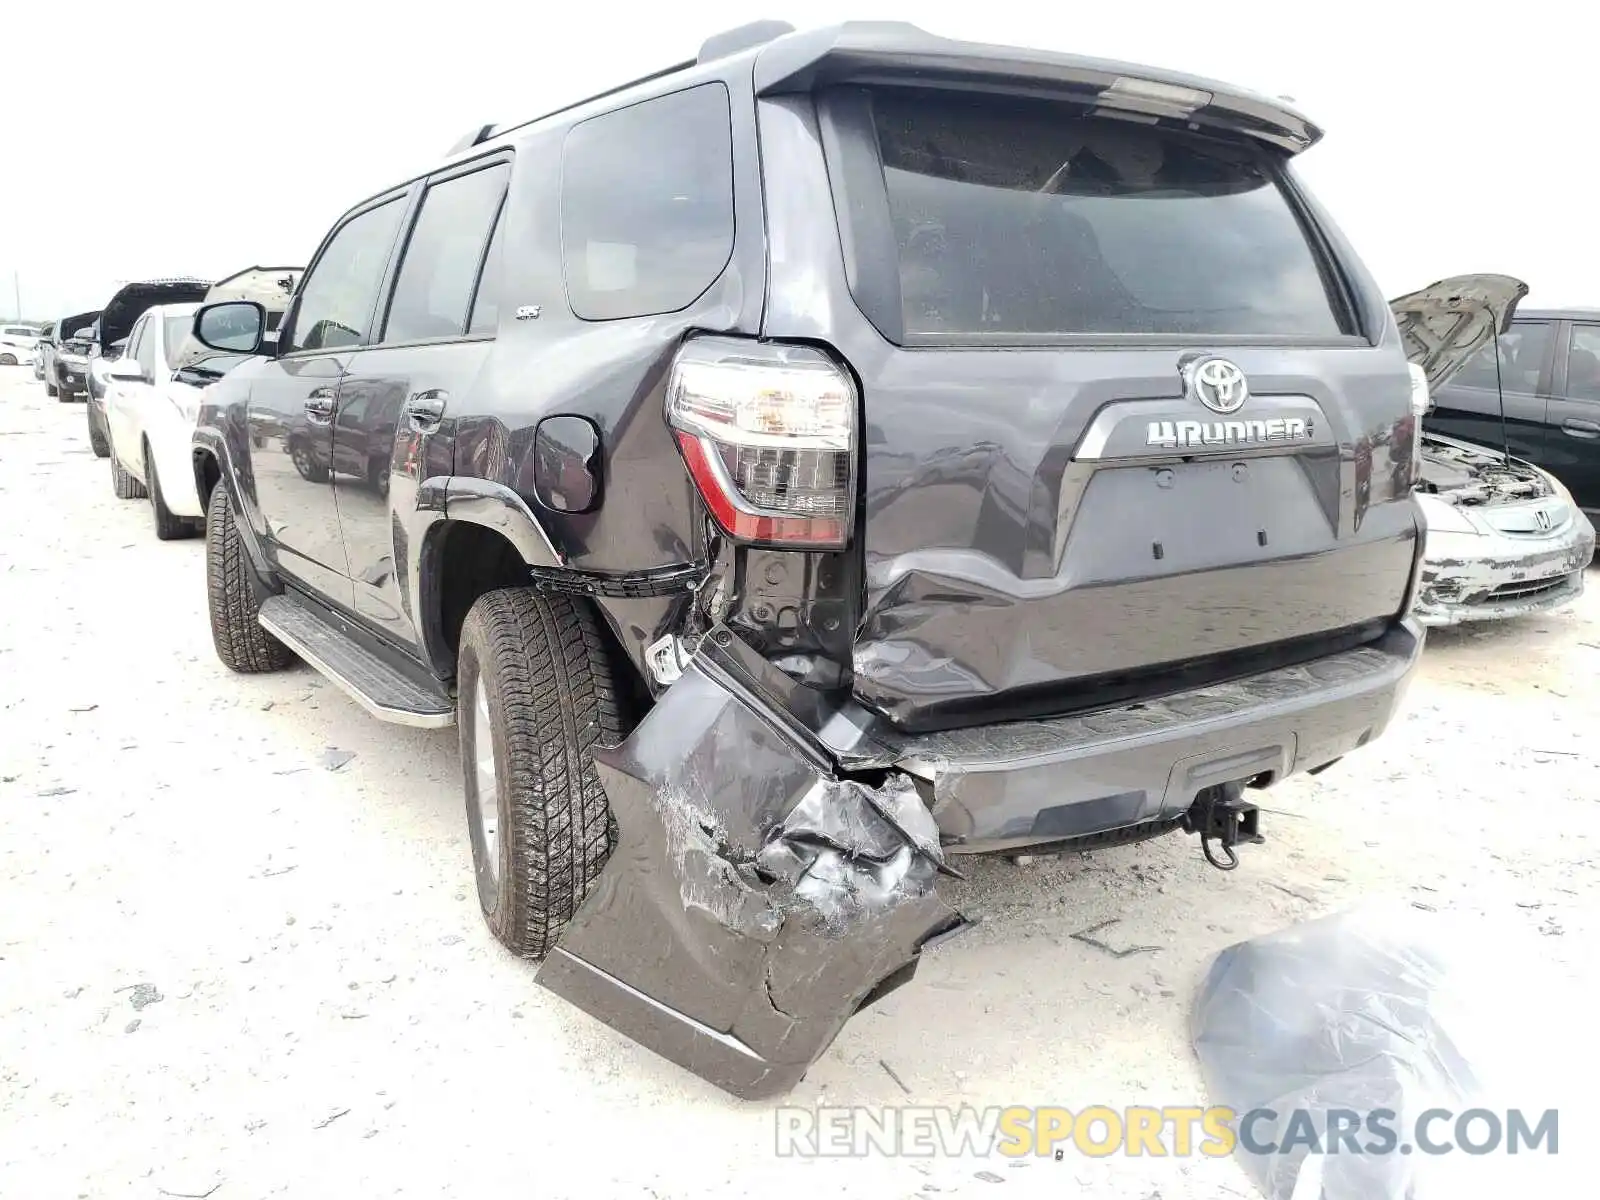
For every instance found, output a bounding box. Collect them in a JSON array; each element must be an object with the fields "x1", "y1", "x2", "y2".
[
  {"x1": 886, "y1": 621, "x2": 1425, "y2": 852},
  {"x1": 539, "y1": 619, "x2": 1421, "y2": 1100}
]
